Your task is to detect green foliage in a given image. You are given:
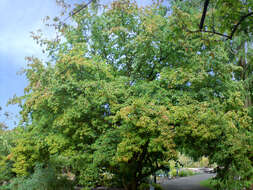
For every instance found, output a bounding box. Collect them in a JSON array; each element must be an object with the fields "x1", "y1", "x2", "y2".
[
  {"x1": 178, "y1": 170, "x2": 195, "y2": 177},
  {"x1": 169, "y1": 168, "x2": 195, "y2": 178},
  {"x1": 178, "y1": 154, "x2": 212, "y2": 168},
  {"x1": 138, "y1": 183, "x2": 150, "y2": 190},
  {"x1": 0, "y1": 128, "x2": 16, "y2": 184},
  {"x1": 174, "y1": 0, "x2": 253, "y2": 39},
  {"x1": 151, "y1": 183, "x2": 162, "y2": 190},
  {"x1": 8, "y1": 164, "x2": 74, "y2": 190},
  {"x1": 3, "y1": 0, "x2": 252, "y2": 190},
  {"x1": 170, "y1": 169, "x2": 177, "y2": 178},
  {"x1": 199, "y1": 179, "x2": 217, "y2": 190}
]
